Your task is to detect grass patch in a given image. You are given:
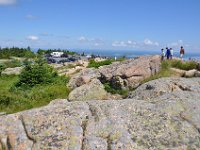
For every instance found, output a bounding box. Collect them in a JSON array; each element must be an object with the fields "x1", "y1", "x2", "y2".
[
  {"x1": 3, "y1": 59, "x2": 22, "y2": 68},
  {"x1": 0, "y1": 75, "x2": 70, "y2": 114},
  {"x1": 141, "y1": 60, "x2": 198, "y2": 84},
  {"x1": 87, "y1": 59, "x2": 115, "y2": 68},
  {"x1": 104, "y1": 82, "x2": 128, "y2": 98},
  {"x1": 170, "y1": 60, "x2": 197, "y2": 71},
  {"x1": 141, "y1": 60, "x2": 176, "y2": 84}
]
